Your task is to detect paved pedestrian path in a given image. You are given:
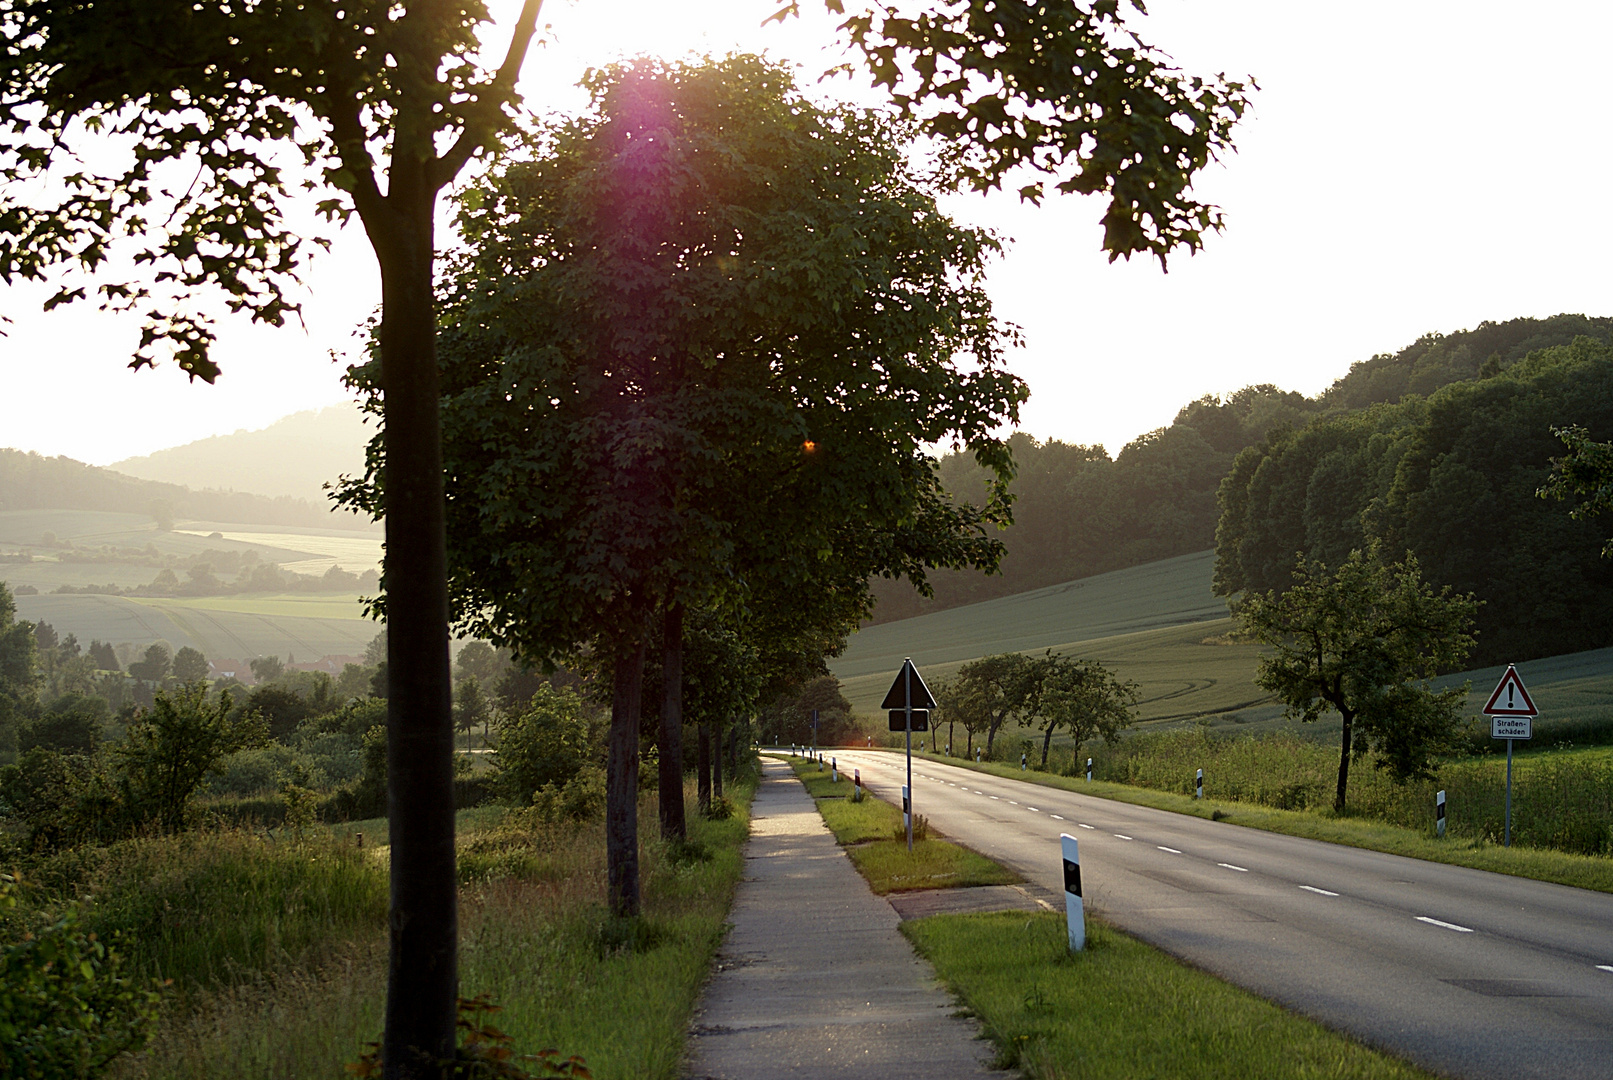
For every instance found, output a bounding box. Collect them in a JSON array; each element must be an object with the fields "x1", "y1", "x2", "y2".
[{"x1": 684, "y1": 758, "x2": 998, "y2": 1079}]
